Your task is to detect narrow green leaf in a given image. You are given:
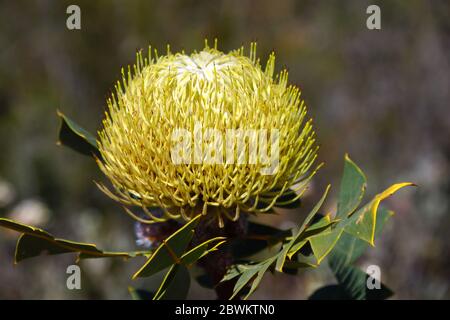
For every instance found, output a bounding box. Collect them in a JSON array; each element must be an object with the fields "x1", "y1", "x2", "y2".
[
  {"x1": 336, "y1": 154, "x2": 367, "y2": 219},
  {"x1": 15, "y1": 234, "x2": 69, "y2": 262},
  {"x1": 325, "y1": 207, "x2": 394, "y2": 300},
  {"x1": 282, "y1": 260, "x2": 316, "y2": 270},
  {"x1": 153, "y1": 264, "x2": 191, "y2": 300},
  {"x1": 220, "y1": 157, "x2": 414, "y2": 300},
  {"x1": 366, "y1": 280, "x2": 394, "y2": 300},
  {"x1": 0, "y1": 218, "x2": 51, "y2": 237},
  {"x1": 246, "y1": 221, "x2": 291, "y2": 240},
  {"x1": 0, "y1": 218, "x2": 146, "y2": 263},
  {"x1": 57, "y1": 110, "x2": 101, "y2": 159},
  {"x1": 128, "y1": 287, "x2": 154, "y2": 300},
  {"x1": 226, "y1": 246, "x2": 317, "y2": 299},
  {"x1": 221, "y1": 264, "x2": 253, "y2": 283},
  {"x1": 286, "y1": 239, "x2": 308, "y2": 259},
  {"x1": 309, "y1": 285, "x2": 352, "y2": 300},
  {"x1": 330, "y1": 208, "x2": 392, "y2": 266},
  {"x1": 309, "y1": 229, "x2": 344, "y2": 264},
  {"x1": 309, "y1": 281, "x2": 392, "y2": 300},
  {"x1": 287, "y1": 215, "x2": 337, "y2": 259},
  {"x1": 230, "y1": 267, "x2": 260, "y2": 300},
  {"x1": 243, "y1": 256, "x2": 277, "y2": 299},
  {"x1": 296, "y1": 185, "x2": 332, "y2": 241},
  {"x1": 327, "y1": 261, "x2": 393, "y2": 300},
  {"x1": 180, "y1": 237, "x2": 226, "y2": 265},
  {"x1": 132, "y1": 215, "x2": 202, "y2": 279},
  {"x1": 275, "y1": 185, "x2": 331, "y2": 271},
  {"x1": 341, "y1": 182, "x2": 414, "y2": 246},
  {"x1": 232, "y1": 221, "x2": 291, "y2": 258}
]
